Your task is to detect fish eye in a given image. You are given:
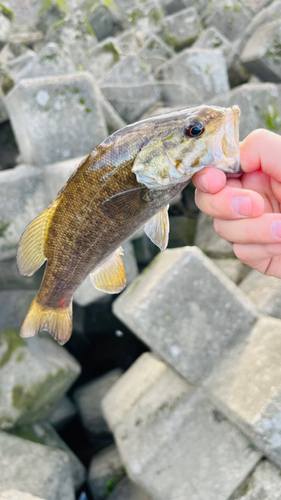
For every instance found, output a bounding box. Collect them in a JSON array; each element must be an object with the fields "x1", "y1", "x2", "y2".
[{"x1": 184, "y1": 121, "x2": 205, "y2": 138}]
